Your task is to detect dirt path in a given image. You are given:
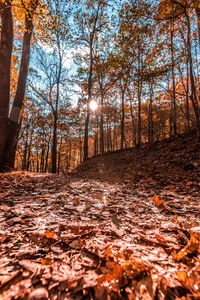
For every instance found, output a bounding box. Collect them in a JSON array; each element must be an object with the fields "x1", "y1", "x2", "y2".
[{"x1": 0, "y1": 170, "x2": 200, "y2": 299}]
